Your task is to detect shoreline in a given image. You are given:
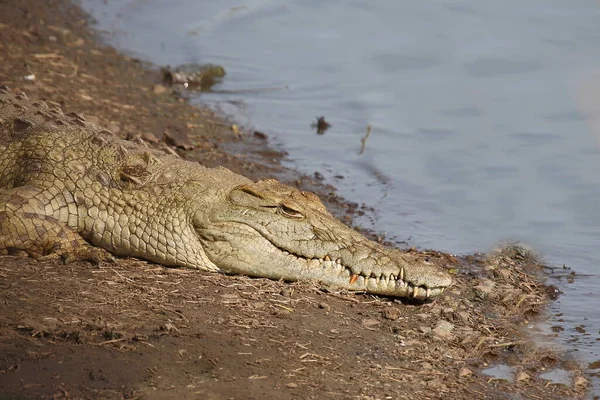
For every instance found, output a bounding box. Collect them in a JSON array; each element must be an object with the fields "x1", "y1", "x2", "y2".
[{"x1": 0, "y1": 1, "x2": 590, "y2": 398}]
